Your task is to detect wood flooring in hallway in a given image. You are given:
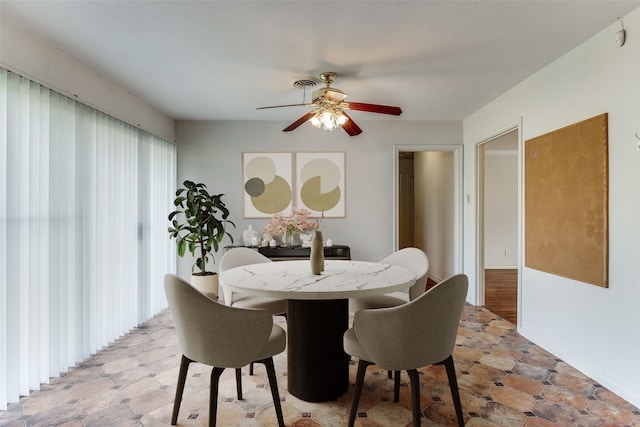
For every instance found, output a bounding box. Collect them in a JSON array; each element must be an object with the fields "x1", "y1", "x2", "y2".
[{"x1": 484, "y1": 269, "x2": 518, "y2": 324}]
